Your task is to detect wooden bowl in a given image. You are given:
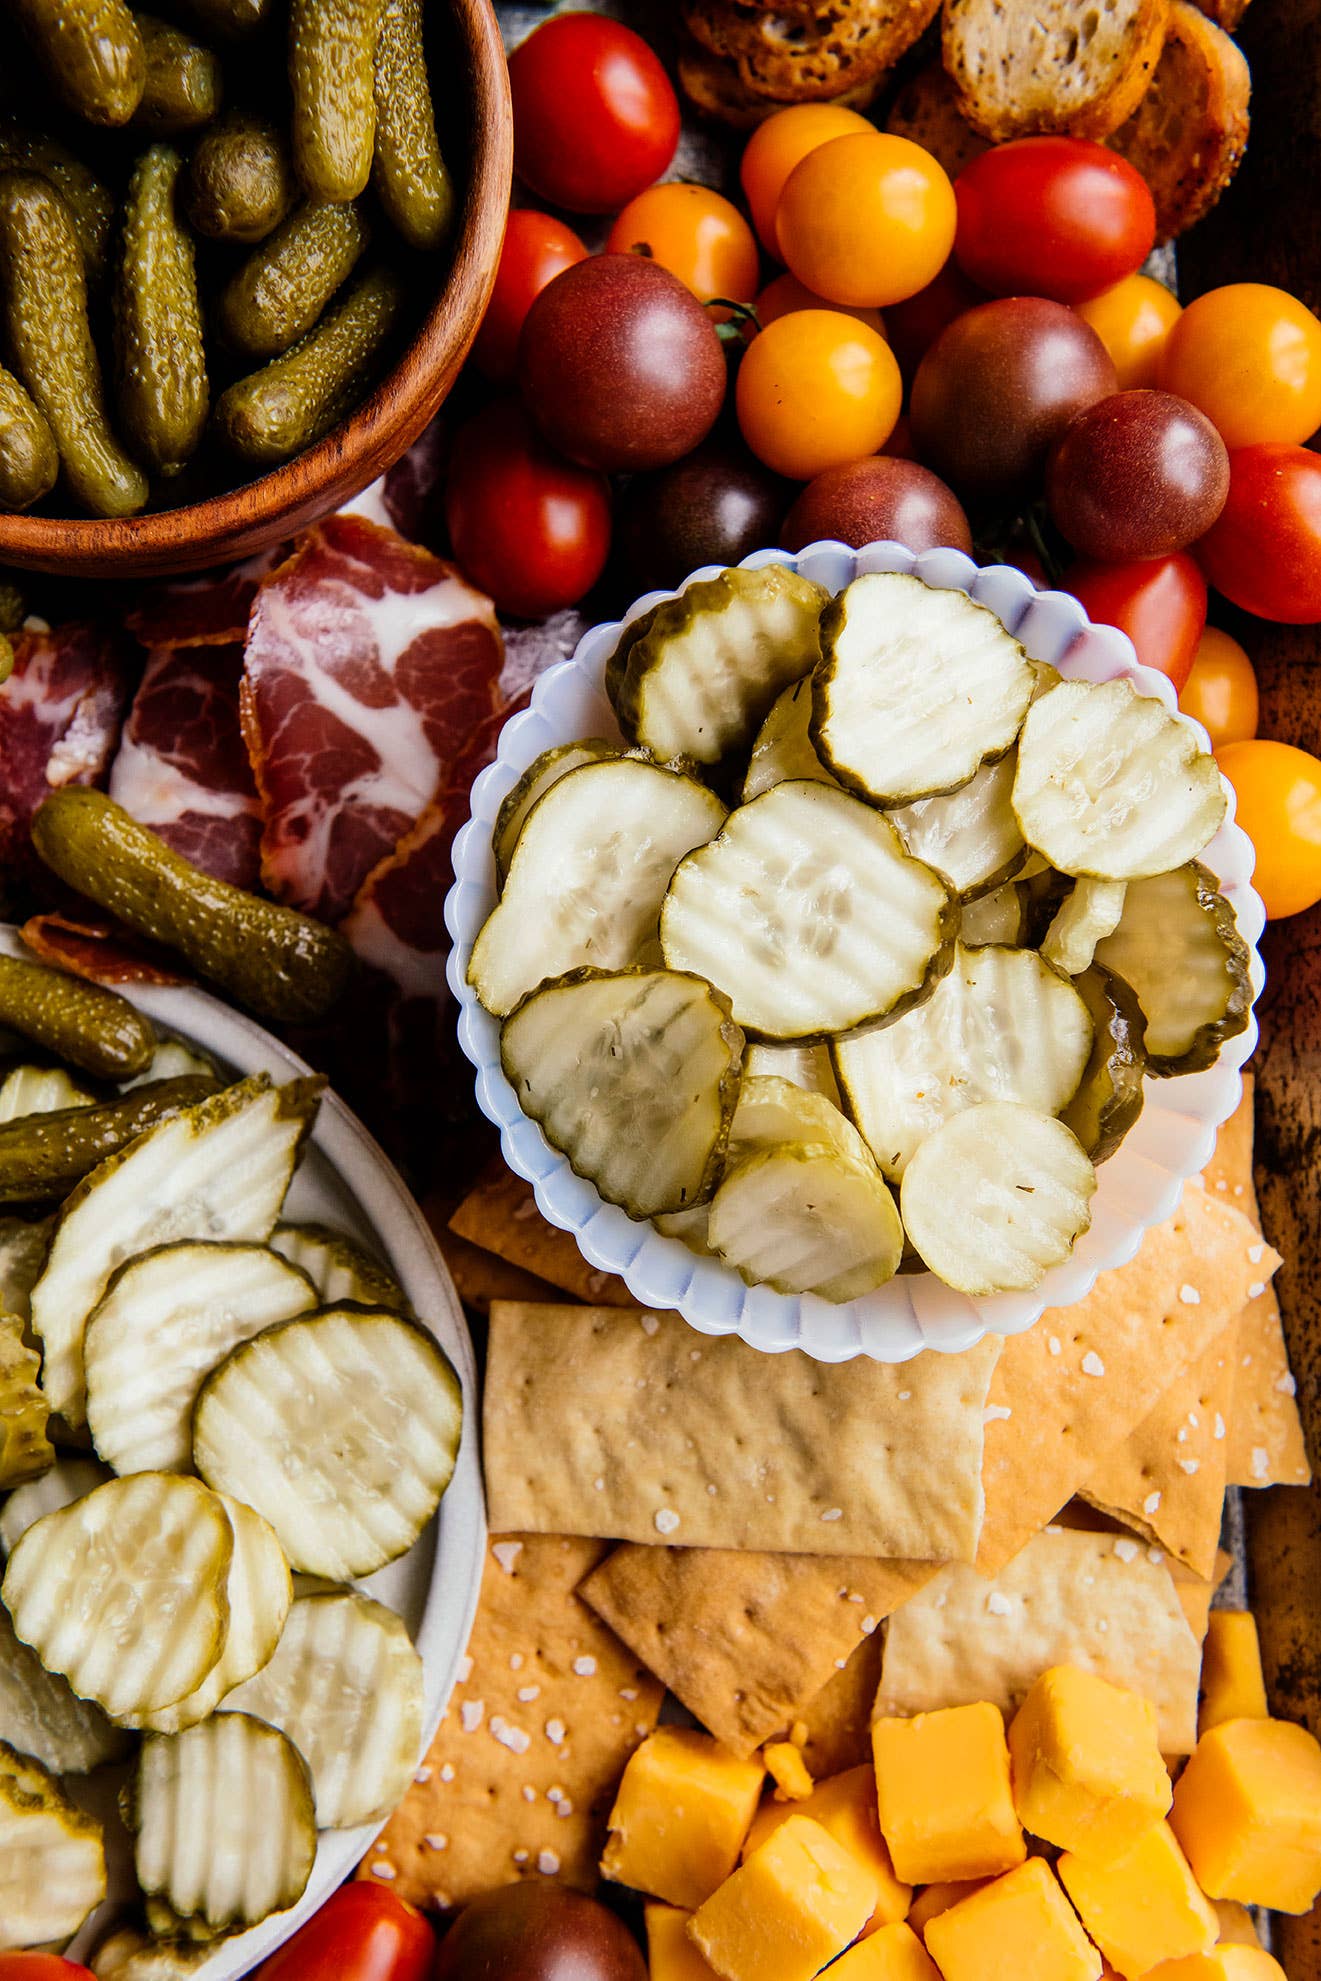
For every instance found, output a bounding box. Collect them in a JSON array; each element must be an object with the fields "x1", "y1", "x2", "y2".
[{"x1": 0, "y1": 0, "x2": 512, "y2": 581}]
